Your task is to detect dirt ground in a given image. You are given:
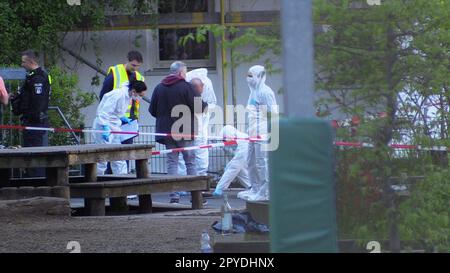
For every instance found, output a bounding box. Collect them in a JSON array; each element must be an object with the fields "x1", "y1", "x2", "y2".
[{"x1": 0, "y1": 212, "x2": 221, "y2": 253}]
